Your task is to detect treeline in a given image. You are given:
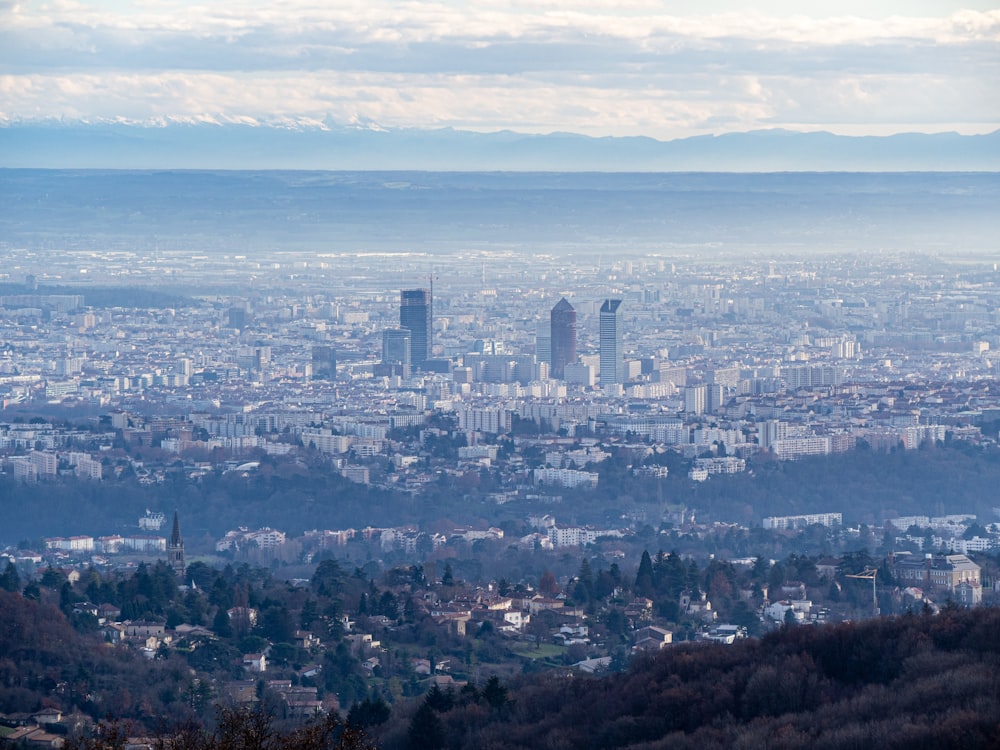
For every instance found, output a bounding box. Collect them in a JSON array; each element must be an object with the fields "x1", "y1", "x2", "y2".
[
  {"x1": 6, "y1": 439, "x2": 1000, "y2": 546},
  {"x1": 0, "y1": 458, "x2": 412, "y2": 541},
  {"x1": 686, "y1": 438, "x2": 1000, "y2": 525},
  {"x1": 376, "y1": 607, "x2": 1000, "y2": 750},
  {"x1": 66, "y1": 706, "x2": 372, "y2": 750}
]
